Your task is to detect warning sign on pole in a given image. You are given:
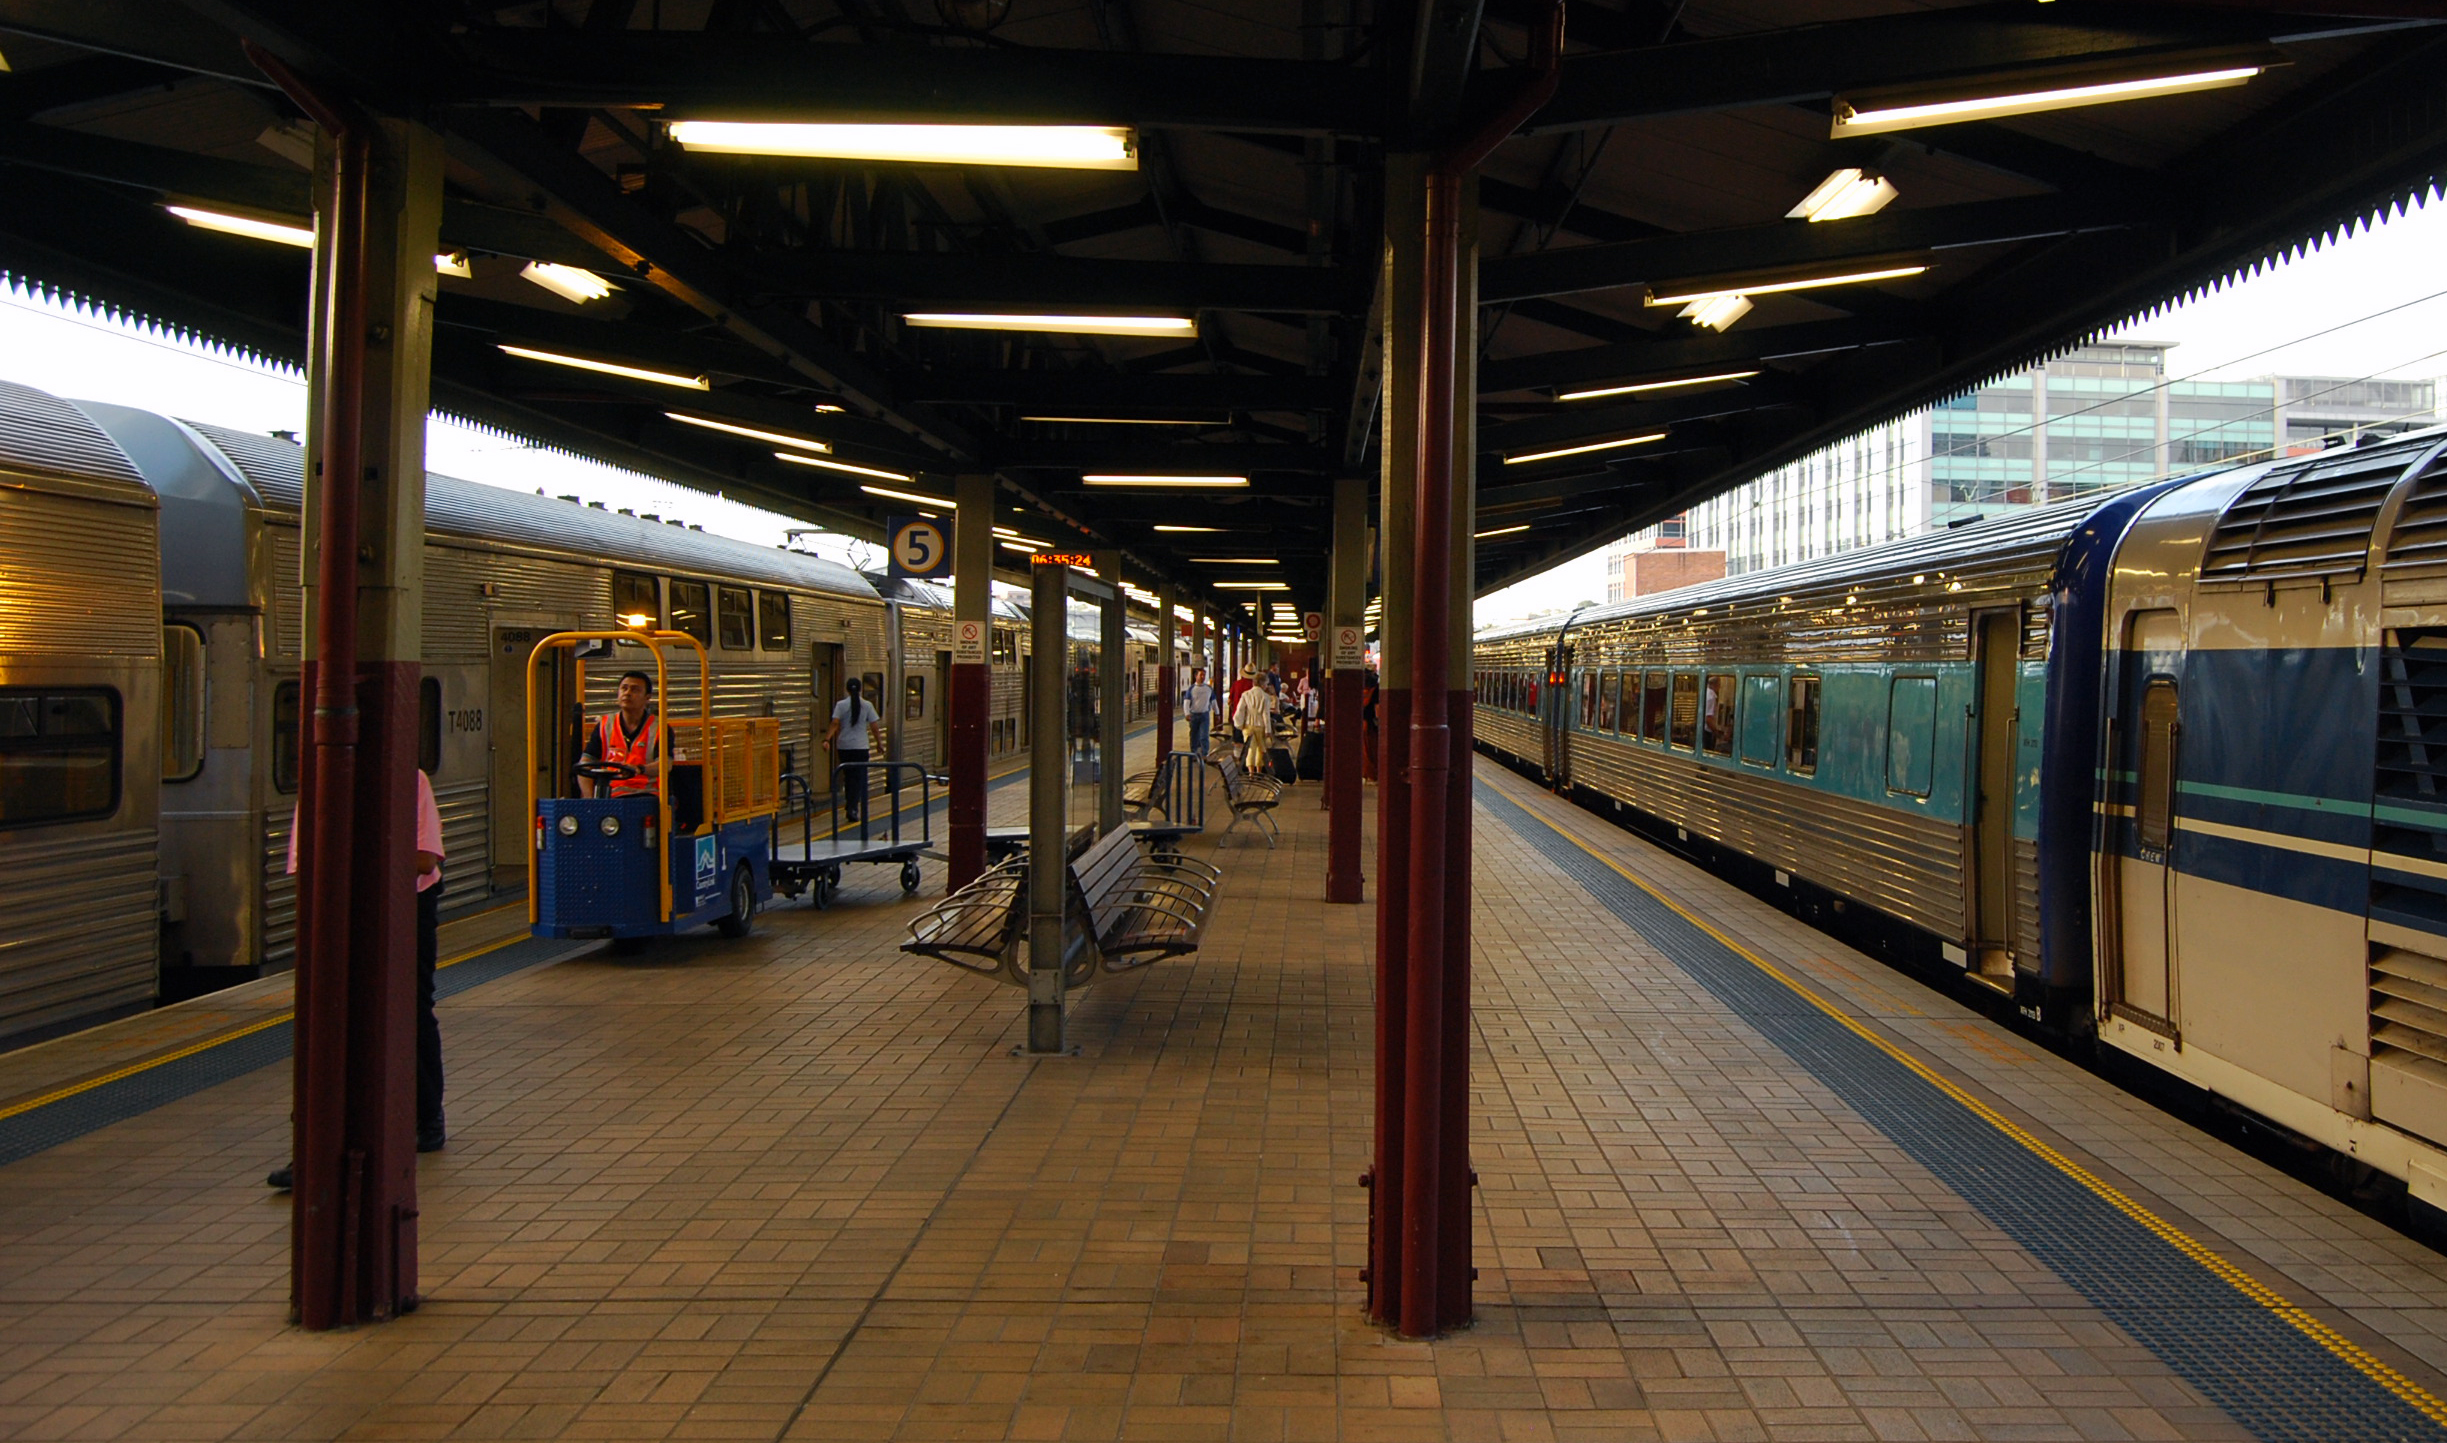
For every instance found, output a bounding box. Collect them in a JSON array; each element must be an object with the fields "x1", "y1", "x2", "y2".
[
  {"x1": 1303, "y1": 611, "x2": 1324, "y2": 639},
  {"x1": 1332, "y1": 625, "x2": 1365, "y2": 668},
  {"x1": 952, "y1": 618, "x2": 987, "y2": 665}
]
